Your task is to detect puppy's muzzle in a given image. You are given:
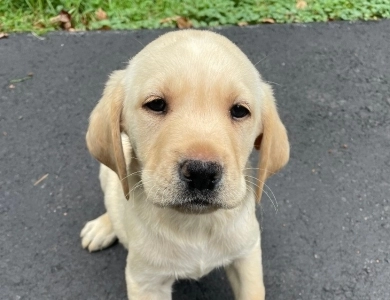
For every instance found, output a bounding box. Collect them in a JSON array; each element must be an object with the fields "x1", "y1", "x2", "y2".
[{"x1": 179, "y1": 160, "x2": 222, "y2": 192}]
